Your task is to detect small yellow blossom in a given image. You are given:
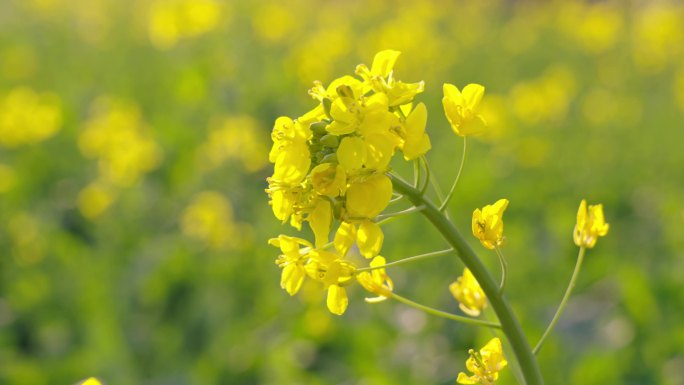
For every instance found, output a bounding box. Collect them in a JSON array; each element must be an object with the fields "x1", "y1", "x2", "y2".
[
  {"x1": 449, "y1": 268, "x2": 487, "y2": 316},
  {"x1": 305, "y1": 249, "x2": 356, "y2": 315},
  {"x1": 400, "y1": 102, "x2": 431, "y2": 160},
  {"x1": 472, "y1": 199, "x2": 509, "y2": 250},
  {"x1": 573, "y1": 200, "x2": 609, "y2": 248},
  {"x1": 357, "y1": 221, "x2": 384, "y2": 259},
  {"x1": 443, "y1": 83, "x2": 487, "y2": 137},
  {"x1": 356, "y1": 256, "x2": 393, "y2": 302},
  {"x1": 457, "y1": 338, "x2": 508, "y2": 385},
  {"x1": 334, "y1": 221, "x2": 357, "y2": 257},
  {"x1": 270, "y1": 235, "x2": 312, "y2": 296}
]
